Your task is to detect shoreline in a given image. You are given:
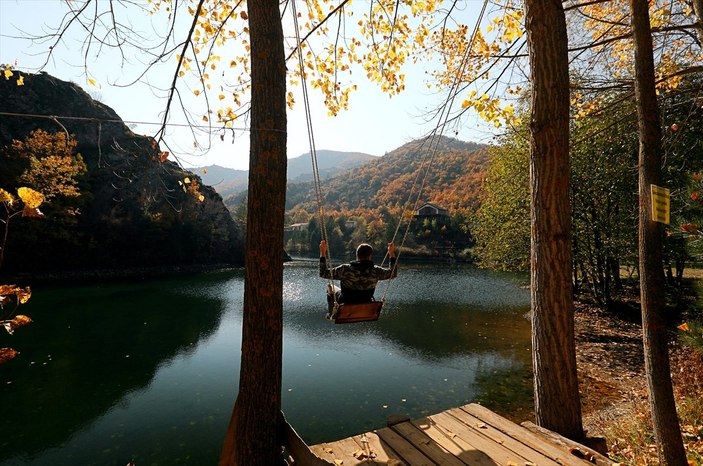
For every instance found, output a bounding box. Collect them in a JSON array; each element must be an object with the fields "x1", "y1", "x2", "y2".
[{"x1": 0, "y1": 263, "x2": 242, "y2": 286}]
